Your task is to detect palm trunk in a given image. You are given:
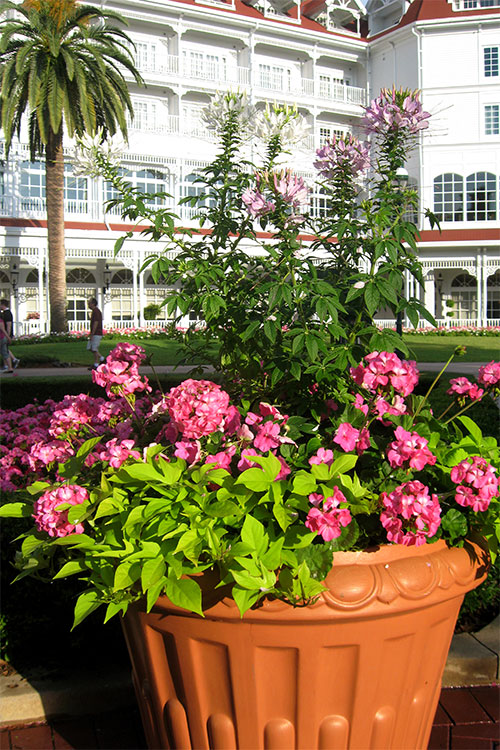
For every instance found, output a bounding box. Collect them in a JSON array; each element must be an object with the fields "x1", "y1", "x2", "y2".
[{"x1": 45, "y1": 129, "x2": 67, "y2": 333}]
